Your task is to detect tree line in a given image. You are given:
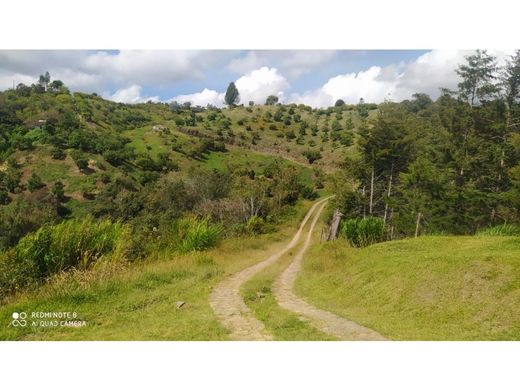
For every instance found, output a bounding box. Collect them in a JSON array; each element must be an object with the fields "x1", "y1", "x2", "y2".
[{"x1": 334, "y1": 50, "x2": 520, "y2": 237}]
